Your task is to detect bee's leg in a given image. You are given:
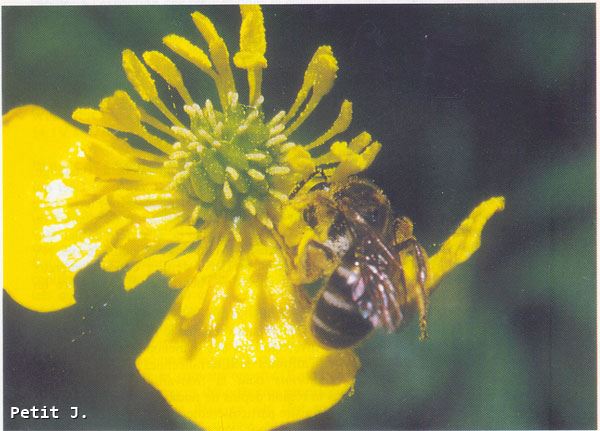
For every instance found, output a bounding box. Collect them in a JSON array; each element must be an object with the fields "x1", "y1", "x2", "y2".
[
  {"x1": 306, "y1": 239, "x2": 335, "y2": 261},
  {"x1": 393, "y1": 217, "x2": 429, "y2": 340},
  {"x1": 288, "y1": 167, "x2": 328, "y2": 200}
]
